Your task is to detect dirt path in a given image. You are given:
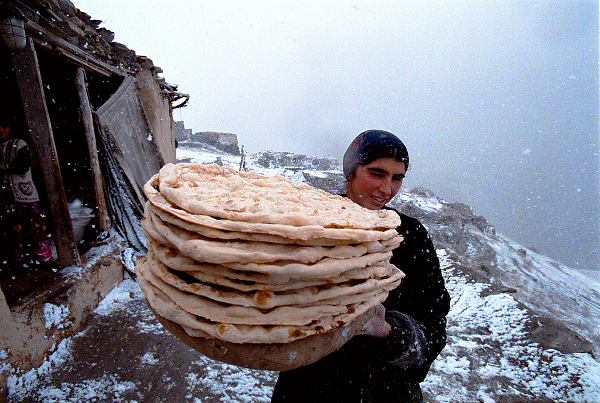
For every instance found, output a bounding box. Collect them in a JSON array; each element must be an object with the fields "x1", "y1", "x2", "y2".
[{"x1": 6, "y1": 277, "x2": 277, "y2": 403}]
